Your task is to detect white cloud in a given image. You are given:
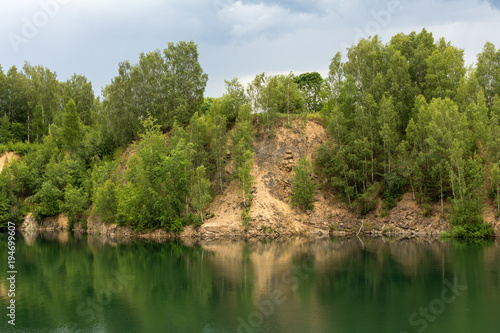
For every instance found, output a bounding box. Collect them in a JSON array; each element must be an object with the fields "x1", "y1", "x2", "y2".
[{"x1": 216, "y1": 1, "x2": 316, "y2": 39}]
